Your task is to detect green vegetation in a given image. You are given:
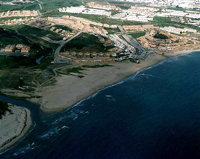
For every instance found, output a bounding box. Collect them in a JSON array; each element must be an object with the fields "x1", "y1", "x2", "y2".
[
  {"x1": 0, "y1": 3, "x2": 39, "y2": 12},
  {"x1": 130, "y1": 31, "x2": 146, "y2": 38},
  {"x1": 167, "y1": 6, "x2": 185, "y2": 11},
  {"x1": 111, "y1": 10, "x2": 120, "y2": 16},
  {"x1": 2, "y1": 25, "x2": 61, "y2": 48},
  {"x1": 65, "y1": 13, "x2": 146, "y2": 25},
  {"x1": 0, "y1": 26, "x2": 57, "y2": 68},
  {"x1": 117, "y1": 5, "x2": 131, "y2": 10},
  {"x1": 60, "y1": 67, "x2": 84, "y2": 75},
  {"x1": 0, "y1": 17, "x2": 29, "y2": 21},
  {"x1": 154, "y1": 32, "x2": 168, "y2": 39},
  {"x1": 108, "y1": 1, "x2": 148, "y2": 7},
  {"x1": 109, "y1": 1, "x2": 140, "y2": 5},
  {"x1": 0, "y1": 69, "x2": 34, "y2": 90},
  {"x1": 108, "y1": 2, "x2": 132, "y2": 10},
  {"x1": 0, "y1": 100, "x2": 10, "y2": 119},
  {"x1": 62, "y1": 33, "x2": 114, "y2": 53},
  {"x1": 152, "y1": 16, "x2": 200, "y2": 31},
  {"x1": 152, "y1": 16, "x2": 173, "y2": 26},
  {"x1": 41, "y1": 0, "x2": 82, "y2": 11},
  {"x1": 59, "y1": 64, "x2": 112, "y2": 75},
  {"x1": 0, "y1": 56, "x2": 35, "y2": 68},
  {"x1": 0, "y1": 28, "x2": 25, "y2": 48},
  {"x1": 54, "y1": 25, "x2": 73, "y2": 32},
  {"x1": 0, "y1": 25, "x2": 61, "y2": 82},
  {"x1": 11, "y1": 25, "x2": 63, "y2": 41},
  {"x1": 104, "y1": 27, "x2": 120, "y2": 34},
  {"x1": 41, "y1": 10, "x2": 67, "y2": 17}
]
